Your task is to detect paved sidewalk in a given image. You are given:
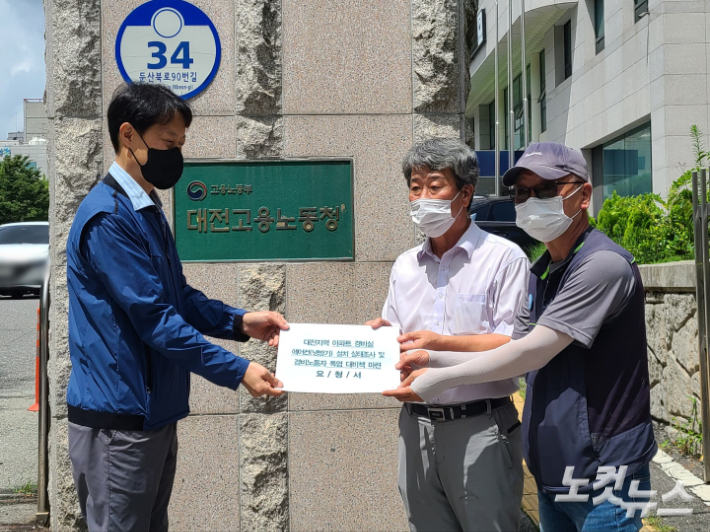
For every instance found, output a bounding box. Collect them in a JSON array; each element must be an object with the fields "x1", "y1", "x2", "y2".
[
  {"x1": 0, "y1": 497, "x2": 37, "y2": 531},
  {"x1": 513, "y1": 392, "x2": 541, "y2": 528},
  {"x1": 0, "y1": 298, "x2": 39, "y2": 492},
  {"x1": 647, "y1": 449, "x2": 710, "y2": 531}
]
